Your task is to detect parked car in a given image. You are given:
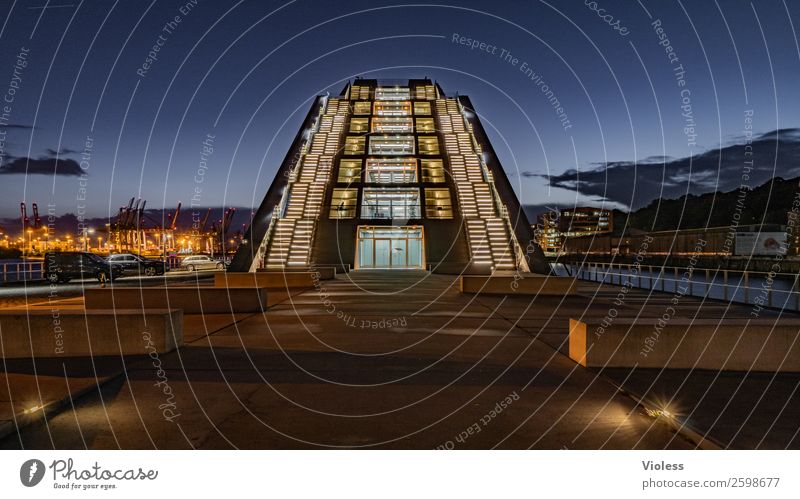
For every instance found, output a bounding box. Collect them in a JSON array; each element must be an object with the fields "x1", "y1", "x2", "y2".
[
  {"x1": 180, "y1": 255, "x2": 225, "y2": 272},
  {"x1": 107, "y1": 253, "x2": 167, "y2": 277},
  {"x1": 44, "y1": 251, "x2": 122, "y2": 283}
]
